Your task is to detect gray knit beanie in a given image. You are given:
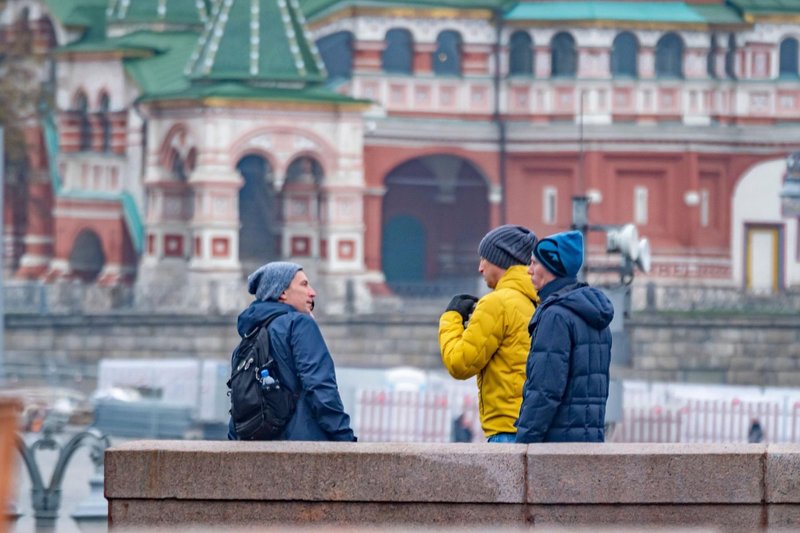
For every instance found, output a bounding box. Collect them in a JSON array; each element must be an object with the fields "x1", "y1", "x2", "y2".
[
  {"x1": 478, "y1": 225, "x2": 537, "y2": 269},
  {"x1": 247, "y1": 261, "x2": 303, "y2": 302}
]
